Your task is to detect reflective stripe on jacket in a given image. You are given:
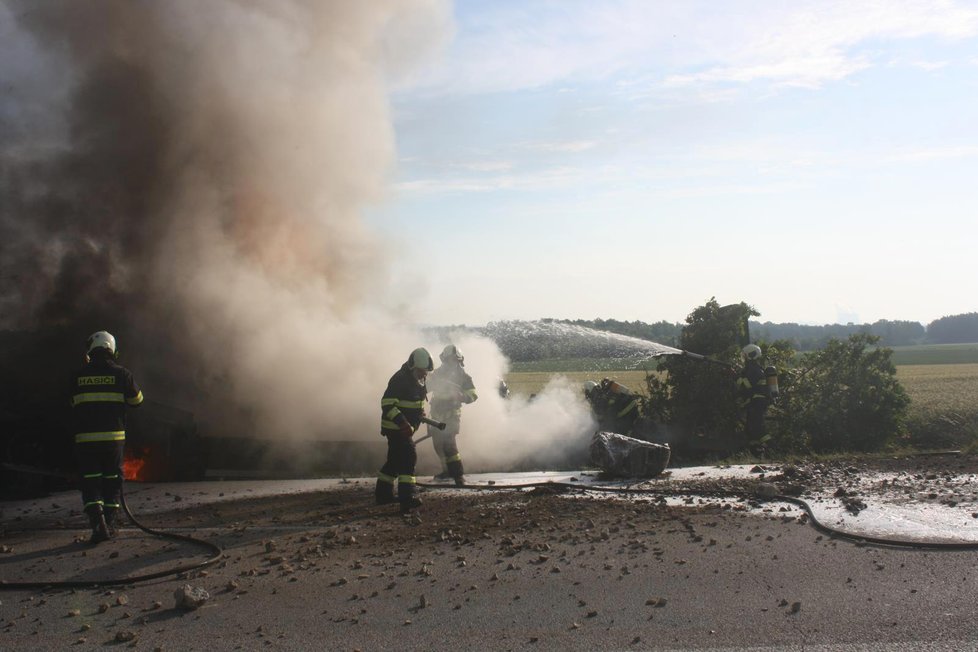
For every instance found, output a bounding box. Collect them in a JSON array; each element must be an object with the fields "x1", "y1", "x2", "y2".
[
  {"x1": 737, "y1": 360, "x2": 768, "y2": 407},
  {"x1": 71, "y1": 358, "x2": 143, "y2": 444},
  {"x1": 380, "y1": 364, "x2": 428, "y2": 435}
]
